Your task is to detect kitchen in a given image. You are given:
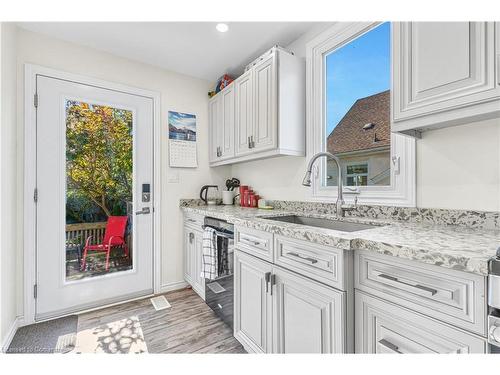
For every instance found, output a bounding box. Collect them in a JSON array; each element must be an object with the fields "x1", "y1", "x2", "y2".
[{"x1": 1, "y1": 2, "x2": 500, "y2": 371}]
